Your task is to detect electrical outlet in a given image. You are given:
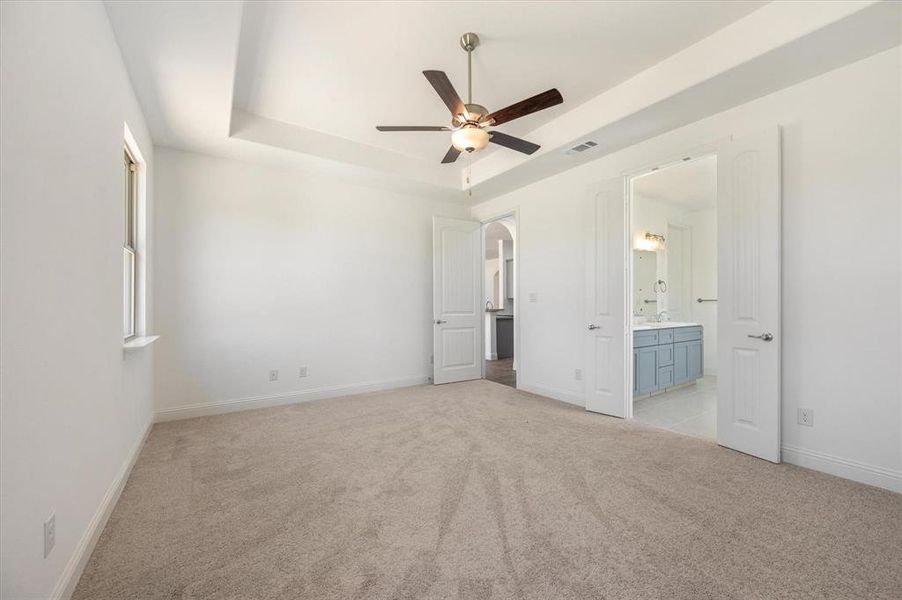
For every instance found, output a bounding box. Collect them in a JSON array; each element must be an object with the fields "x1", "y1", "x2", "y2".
[
  {"x1": 798, "y1": 408, "x2": 814, "y2": 427},
  {"x1": 269, "y1": 369, "x2": 279, "y2": 382},
  {"x1": 44, "y1": 512, "x2": 55, "y2": 558},
  {"x1": 574, "y1": 368, "x2": 583, "y2": 381},
  {"x1": 298, "y1": 365, "x2": 308, "y2": 378}
]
